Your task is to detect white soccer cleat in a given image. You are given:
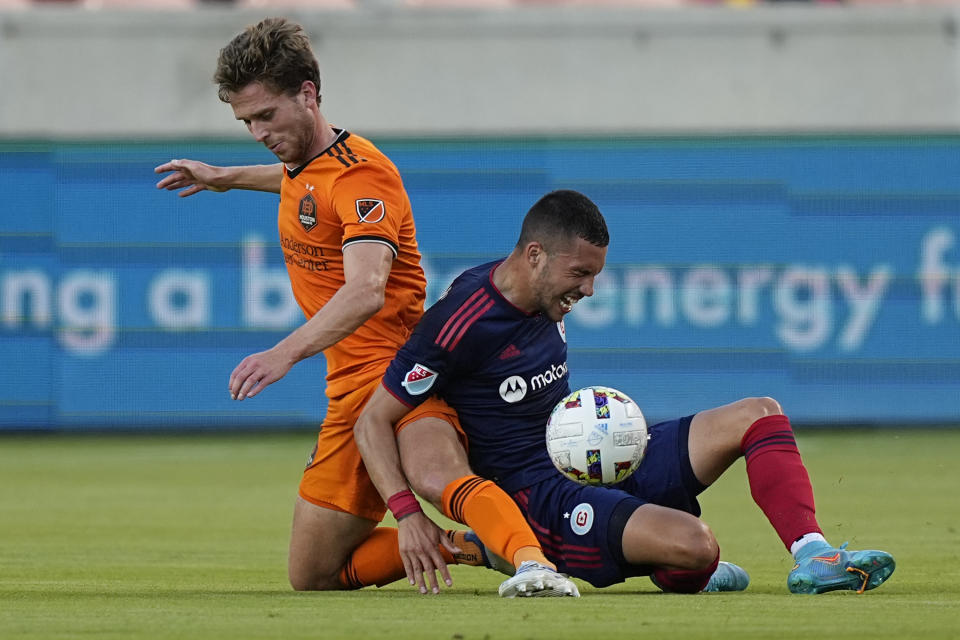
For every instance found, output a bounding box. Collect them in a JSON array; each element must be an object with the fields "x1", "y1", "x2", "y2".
[{"x1": 497, "y1": 560, "x2": 580, "y2": 598}]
